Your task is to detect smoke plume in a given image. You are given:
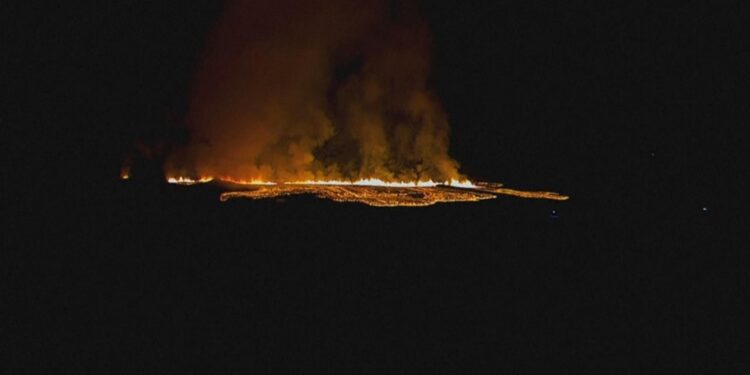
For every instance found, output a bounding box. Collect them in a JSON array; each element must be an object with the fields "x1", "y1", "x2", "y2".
[{"x1": 166, "y1": 0, "x2": 462, "y2": 182}]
